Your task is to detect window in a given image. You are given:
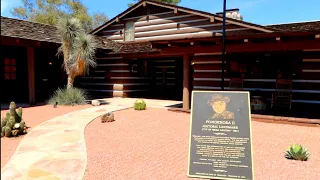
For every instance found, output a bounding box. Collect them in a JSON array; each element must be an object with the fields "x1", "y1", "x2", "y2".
[
  {"x1": 124, "y1": 21, "x2": 135, "y2": 42},
  {"x1": 4, "y1": 58, "x2": 16, "y2": 80}
]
